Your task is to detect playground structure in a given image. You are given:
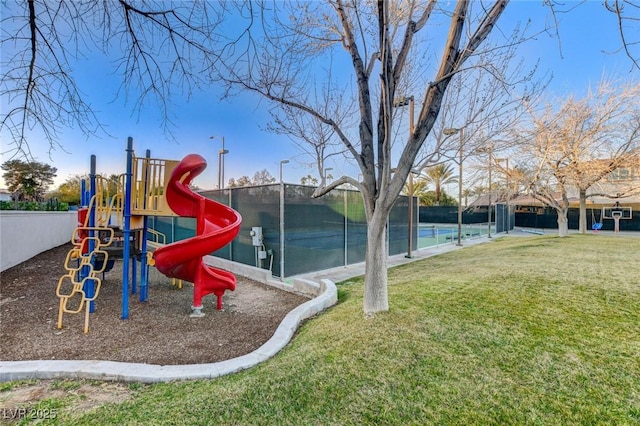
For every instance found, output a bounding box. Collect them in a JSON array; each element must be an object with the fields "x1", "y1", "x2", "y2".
[{"x1": 56, "y1": 137, "x2": 242, "y2": 332}]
